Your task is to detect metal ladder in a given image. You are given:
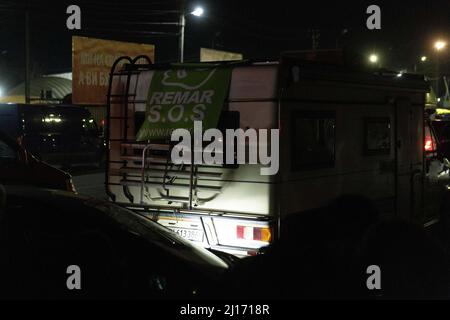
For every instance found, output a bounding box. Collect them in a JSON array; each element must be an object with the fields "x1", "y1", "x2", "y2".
[
  {"x1": 118, "y1": 141, "x2": 223, "y2": 210},
  {"x1": 105, "y1": 55, "x2": 222, "y2": 209}
]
